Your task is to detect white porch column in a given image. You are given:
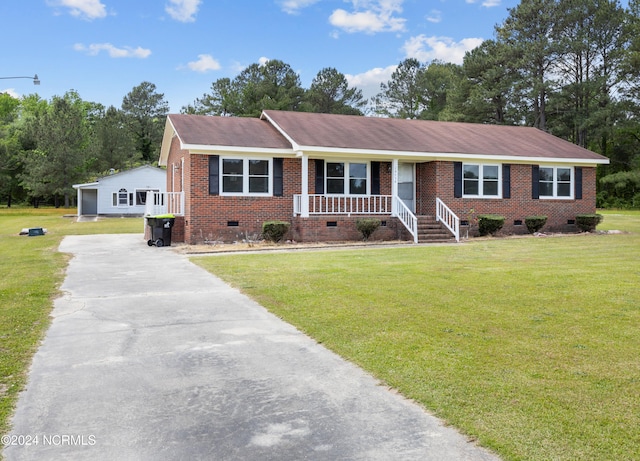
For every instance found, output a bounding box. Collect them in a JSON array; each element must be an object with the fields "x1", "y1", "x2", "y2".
[
  {"x1": 76, "y1": 189, "x2": 82, "y2": 216},
  {"x1": 391, "y1": 158, "x2": 399, "y2": 217},
  {"x1": 300, "y1": 152, "x2": 309, "y2": 217},
  {"x1": 181, "y1": 157, "x2": 185, "y2": 192}
]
